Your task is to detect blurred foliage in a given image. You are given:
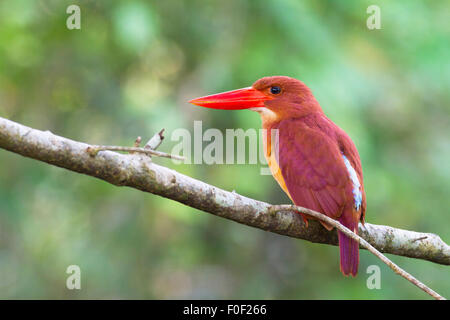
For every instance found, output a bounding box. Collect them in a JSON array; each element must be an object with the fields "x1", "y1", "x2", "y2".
[{"x1": 0, "y1": 0, "x2": 449, "y2": 299}]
